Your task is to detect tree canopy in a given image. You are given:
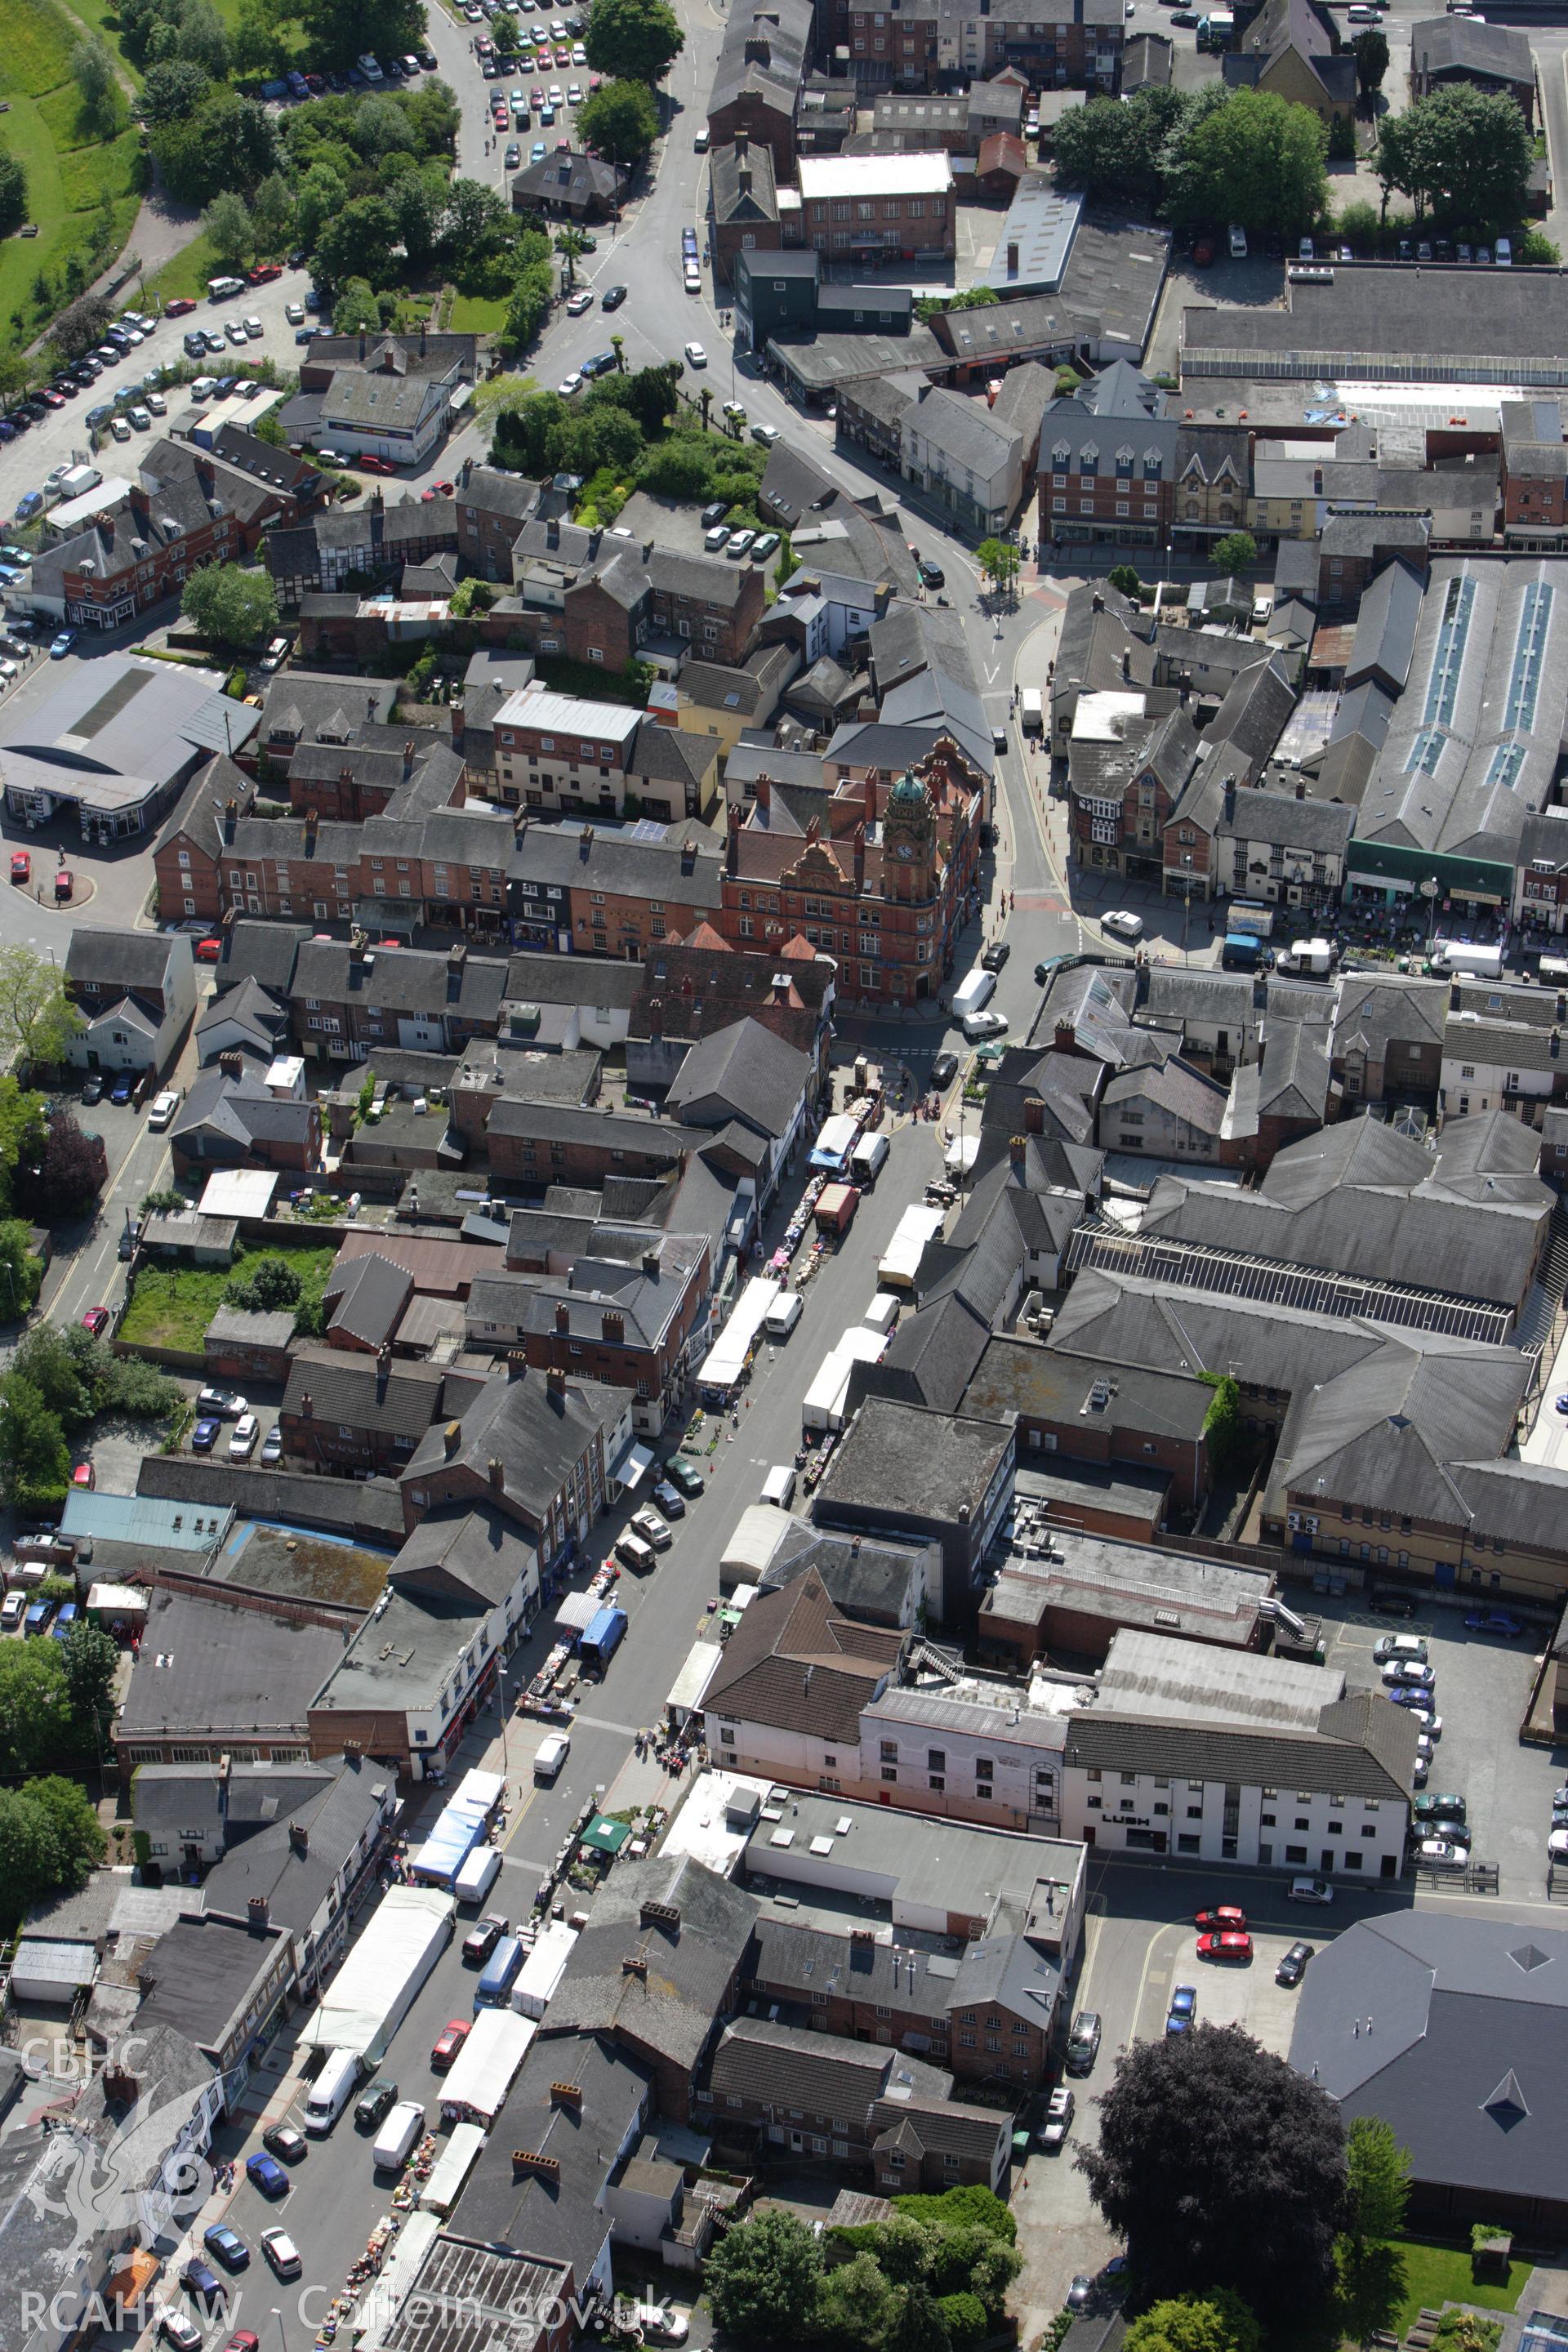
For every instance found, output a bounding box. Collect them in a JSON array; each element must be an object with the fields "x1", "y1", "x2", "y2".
[
  {"x1": 707, "y1": 2211, "x2": 823, "y2": 2341},
  {"x1": 583, "y1": 0, "x2": 684, "y2": 81},
  {"x1": 1376, "y1": 84, "x2": 1530, "y2": 229},
  {"x1": 1343, "y1": 2115, "x2": 1410, "y2": 2257},
  {"x1": 0, "y1": 148, "x2": 26, "y2": 238},
  {"x1": 0, "y1": 1776, "x2": 107, "y2": 1932},
  {"x1": 1125, "y1": 2293, "x2": 1263, "y2": 2352},
  {"x1": 180, "y1": 562, "x2": 279, "y2": 649},
  {"x1": 1352, "y1": 26, "x2": 1388, "y2": 97},
  {"x1": 1169, "y1": 87, "x2": 1326, "y2": 238},
  {"x1": 0, "y1": 951, "x2": 83, "y2": 1074},
  {"x1": 575, "y1": 77, "x2": 659, "y2": 166},
  {"x1": 1078, "y1": 2024, "x2": 1347, "y2": 2314}
]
